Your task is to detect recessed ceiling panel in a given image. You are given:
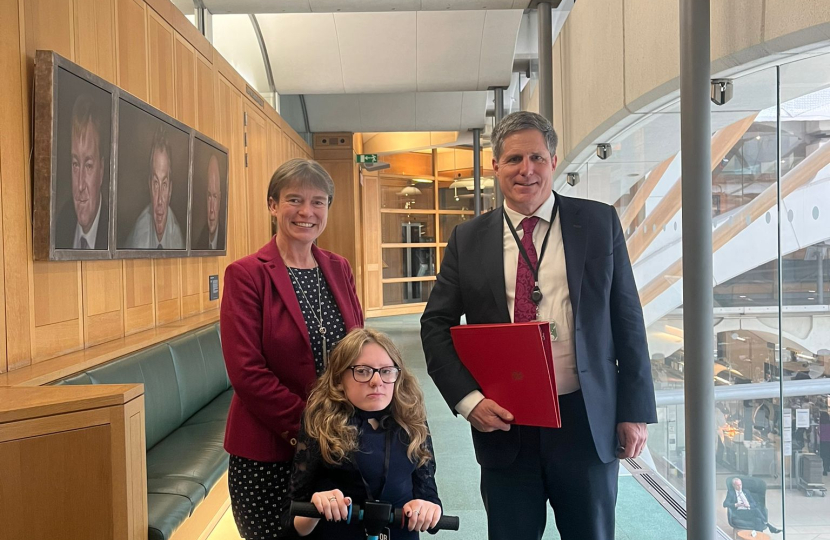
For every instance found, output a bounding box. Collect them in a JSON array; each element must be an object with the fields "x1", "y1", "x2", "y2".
[
  {"x1": 420, "y1": 0, "x2": 515, "y2": 9},
  {"x1": 478, "y1": 10, "x2": 523, "y2": 89},
  {"x1": 335, "y1": 12, "x2": 417, "y2": 93},
  {"x1": 258, "y1": 14, "x2": 345, "y2": 94},
  {"x1": 305, "y1": 94, "x2": 362, "y2": 132},
  {"x1": 416, "y1": 11, "x2": 486, "y2": 92},
  {"x1": 416, "y1": 92, "x2": 463, "y2": 130},
  {"x1": 359, "y1": 93, "x2": 417, "y2": 131},
  {"x1": 204, "y1": 0, "x2": 312, "y2": 14},
  {"x1": 310, "y1": 0, "x2": 420, "y2": 11},
  {"x1": 460, "y1": 91, "x2": 488, "y2": 129}
]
